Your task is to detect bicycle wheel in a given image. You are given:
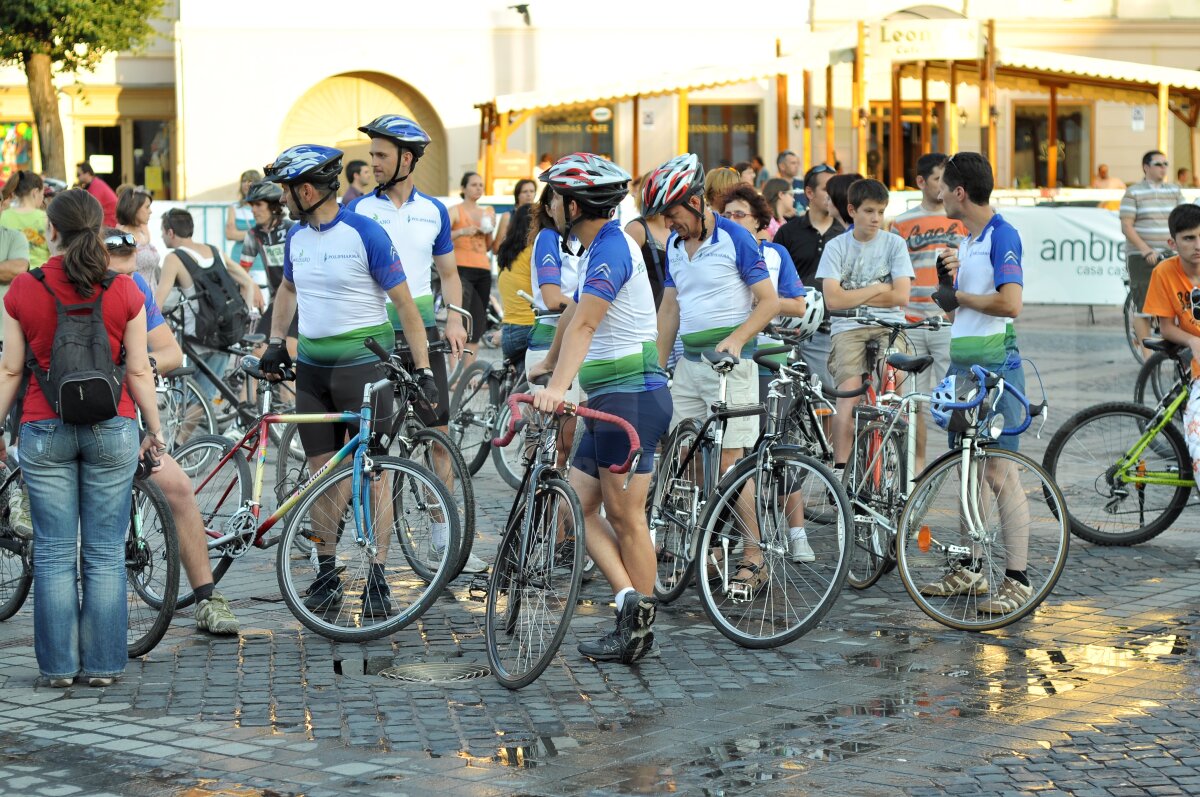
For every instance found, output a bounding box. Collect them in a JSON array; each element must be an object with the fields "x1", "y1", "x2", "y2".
[
  {"x1": 396, "y1": 426, "x2": 478, "y2": 581},
  {"x1": 171, "y1": 435, "x2": 251, "y2": 609},
  {"x1": 1132, "y1": 352, "x2": 1183, "y2": 411},
  {"x1": 448, "y1": 361, "x2": 496, "y2": 475},
  {"x1": 843, "y1": 418, "x2": 905, "y2": 589},
  {"x1": 275, "y1": 456, "x2": 459, "y2": 642},
  {"x1": 161, "y1": 377, "x2": 219, "y2": 451},
  {"x1": 1042, "y1": 402, "x2": 1190, "y2": 545},
  {"x1": 695, "y1": 448, "x2": 851, "y2": 648},
  {"x1": 127, "y1": 479, "x2": 180, "y2": 657},
  {"x1": 486, "y1": 477, "x2": 585, "y2": 689},
  {"x1": 897, "y1": 448, "x2": 1069, "y2": 632},
  {"x1": 1124, "y1": 293, "x2": 1145, "y2": 364},
  {"x1": 648, "y1": 419, "x2": 703, "y2": 603},
  {"x1": 491, "y1": 396, "x2": 529, "y2": 490},
  {"x1": 0, "y1": 470, "x2": 32, "y2": 622}
]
